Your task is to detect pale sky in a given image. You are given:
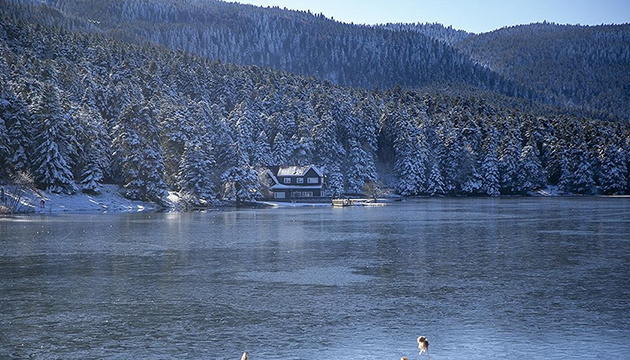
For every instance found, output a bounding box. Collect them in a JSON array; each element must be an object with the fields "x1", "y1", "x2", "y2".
[{"x1": 235, "y1": 0, "x2": 630, "y2": 33}]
